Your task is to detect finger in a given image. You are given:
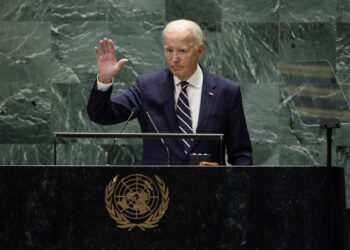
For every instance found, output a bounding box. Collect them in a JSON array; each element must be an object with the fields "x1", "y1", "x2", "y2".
[
  {"x1": 99, "y1": 39, "x2": 105, "y2": 54},
  {"x1": 100, "y1": 38, "x2": 109, "y2": 54},
  {"x1": 108, "y1": 39, "x2": 116, "y2": 56},
  {"x1": 116, "y1": 58, "x2": 128, "y2": 70},
  {"x1": 103, "y1": 38, "x2": 110, "y2": 54},
  {"x1": 94, "y1": 47, "x2": 99, "y2": 58}
]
